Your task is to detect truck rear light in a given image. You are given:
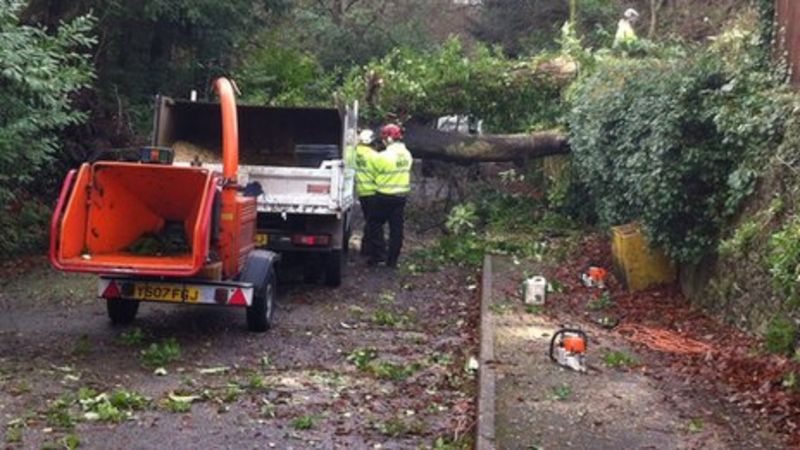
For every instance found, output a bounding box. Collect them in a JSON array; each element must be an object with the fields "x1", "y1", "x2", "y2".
[
  {"x1": 102, "y1": 281, "x2": 121, "y2": 299},
  {"x1": 228, "y1": 288, "x2": 247, "y2": 306},
  {"x1": 291, "y1": 234, "x2": 331, "y2": 247},
  {"x1": 306, "y1": 184, "x2": 331, "y2": 194}
]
